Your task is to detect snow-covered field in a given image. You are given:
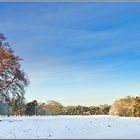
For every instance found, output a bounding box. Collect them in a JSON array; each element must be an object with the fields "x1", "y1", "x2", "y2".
[{"x1": 0, "y1": 115, "x2": 140, "y2": 139}]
